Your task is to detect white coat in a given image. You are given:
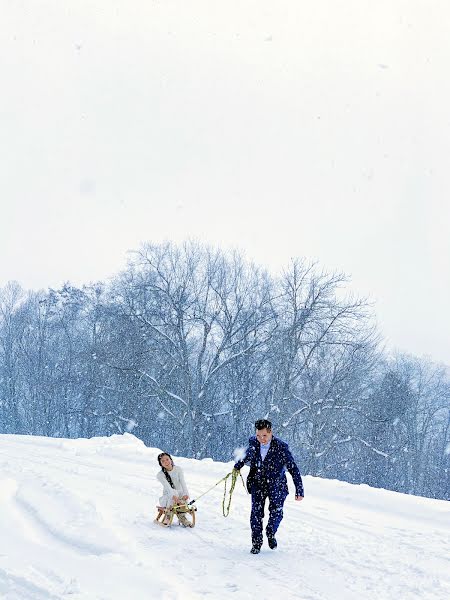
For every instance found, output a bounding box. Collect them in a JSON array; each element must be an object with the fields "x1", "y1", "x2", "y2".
[{"x1": 157, "y1": 465, "x2": 189, "y2": 507}]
